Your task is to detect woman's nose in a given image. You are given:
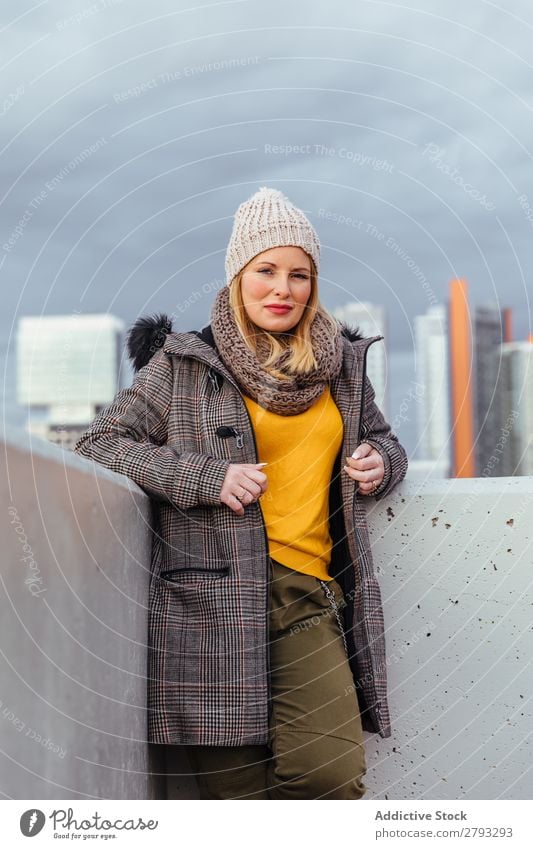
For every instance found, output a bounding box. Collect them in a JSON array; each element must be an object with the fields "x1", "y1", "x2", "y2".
[{"x1": 272, "y1": 276, "x2": 291, "y2": 293}]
